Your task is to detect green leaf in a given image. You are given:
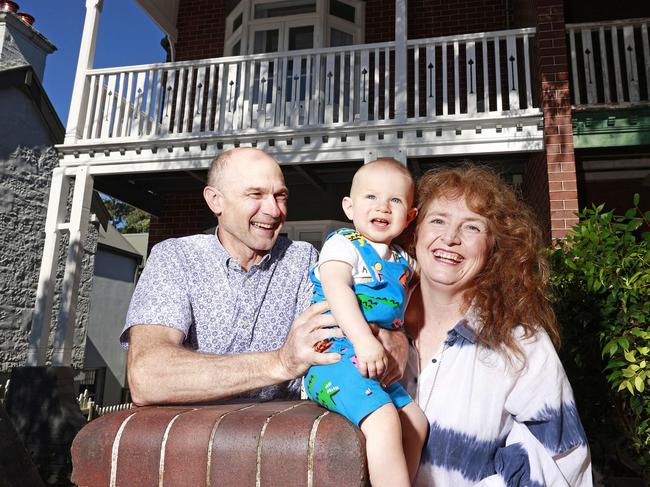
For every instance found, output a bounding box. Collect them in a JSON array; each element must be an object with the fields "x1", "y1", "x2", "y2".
[
  {"x1": 635, "y1": 376, "x2": 645, "y2": 392},
  {"x1": 602, "y1": 341, "x2": 618, "y2": 357},
  {"x1": 624, "y1": 350, "x2": 637, "y2": 363},
  {"x1": 633, "y1": 193, "x2": 640, "y2": 206},
  {"x1": 627, "y1": 219, "x2": 642, "y2": 232},
  {"x1": 618, "y1": 337, "x2": 631, "y2": 350}
]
